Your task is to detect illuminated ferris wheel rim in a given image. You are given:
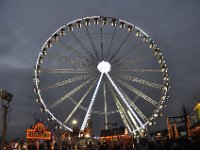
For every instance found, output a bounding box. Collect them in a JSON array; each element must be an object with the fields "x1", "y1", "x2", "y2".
[{"x1": 34, "y1": 16, "x2": 170, "y2": 135}]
